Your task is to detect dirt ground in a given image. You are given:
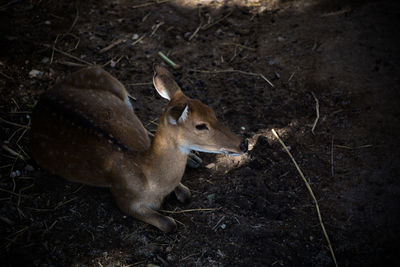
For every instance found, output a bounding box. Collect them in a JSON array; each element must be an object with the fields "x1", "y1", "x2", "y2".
[{"x1": 1, "y1": 0, "x2": 399, "y2": 266}]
